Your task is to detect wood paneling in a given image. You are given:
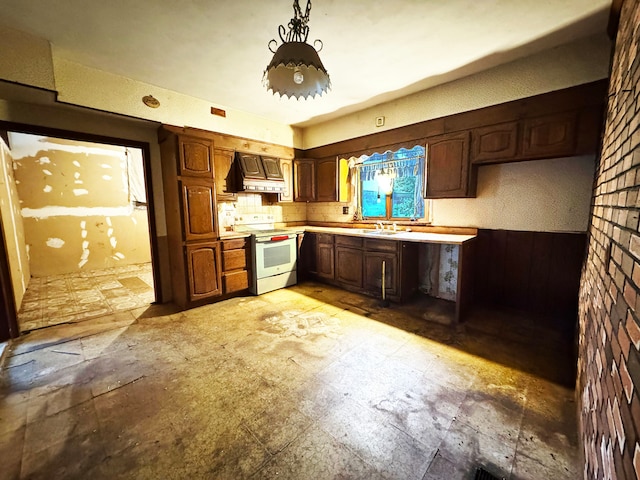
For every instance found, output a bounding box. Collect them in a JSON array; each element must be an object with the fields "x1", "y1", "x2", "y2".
[{"x1": 474, "y1": 229, "x2": 586, "y2": 320}]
